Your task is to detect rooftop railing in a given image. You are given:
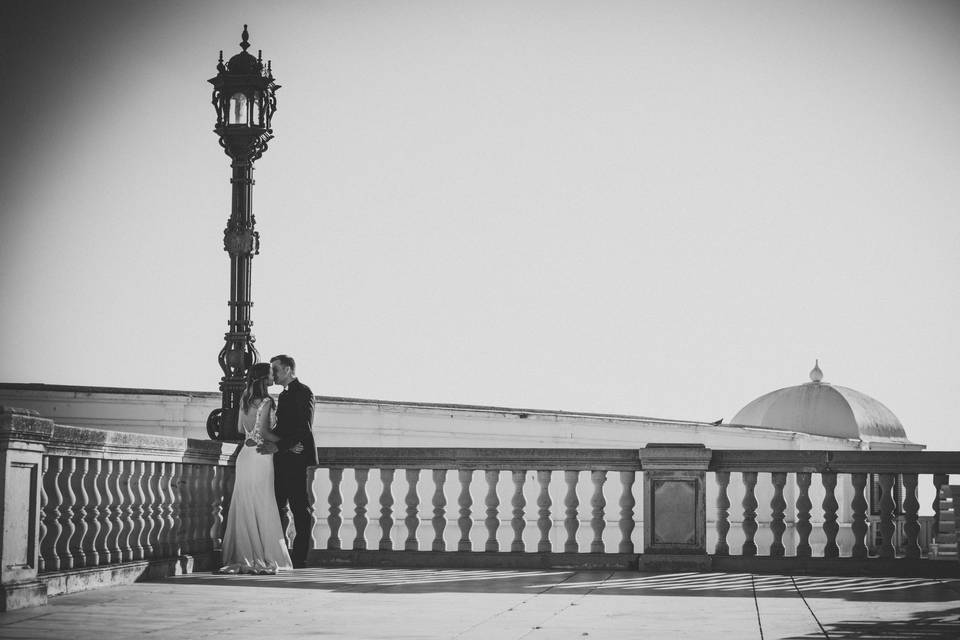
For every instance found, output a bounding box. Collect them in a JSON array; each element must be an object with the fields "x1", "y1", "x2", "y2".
[{"x1": 2, "y1": 408, "x2": 958, "y2": 612}]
